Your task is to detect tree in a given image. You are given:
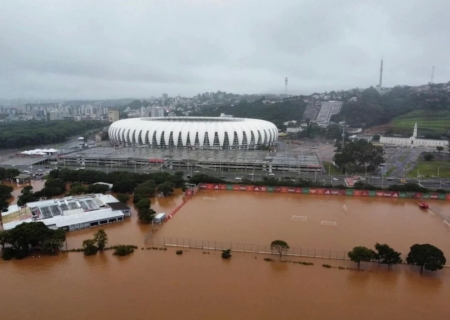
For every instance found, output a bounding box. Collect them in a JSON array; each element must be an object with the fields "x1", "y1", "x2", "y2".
[
  {"x1": 17, "y1": 186, "x2": 39, "y2": 206},
  {"x1": 82, "y1": 239, "x2": 98, "y2": 256},
  {"x1": 1, "y1": 222, "x2": 65, "y2": 259},
  {"x1": 334, "y1": 140, "x2": 385, "y2": 173},
  {"x1": 138, "y1": 208, "x2": 156, "y2": 224},
  {"x1": 0, "y1": 184, "x2": 13, "y2": 211},
  {"x1": 373, "y1": 243, "x2": 402, "y2": 268},
  {"x1": 436, "y1": 146, "x2": 444, "y2": 153},
  {"x1": 348, "y1": 246, "x2": 375, "y2": 269},
  {"x1": 157, "y1": 181, "x2": 175, "y2": 196},
  {"x1": 116, "y1": 193, "x2": 129, "y2": 203},
  {"x1": 135, "y1": 198, "x2": 150, "y2": 212},
  {"x1": 112, "y1": 179, "x2": 137, "y2": 193},
  {"x1": 0, "y1": 230, "x2": 9, "y2": 249},
  {"x1": 70, "y1": 182, "x2": 88, "y2": 195},
  {"x1": 93, "y1": 229, "x2": 108, "y2": 251},
  {"x1": 88, "y1": 184, "x2": 110, "y2": 194},
  {"x1": 423, "y1": 153, "x2": 434, "y2": 161},
  {"x1": 406, "y1": 244, "x2": 446, "y2": 273},
  {"x1": 270, "y1": 240, "x2": 289, "y2": 259}
]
